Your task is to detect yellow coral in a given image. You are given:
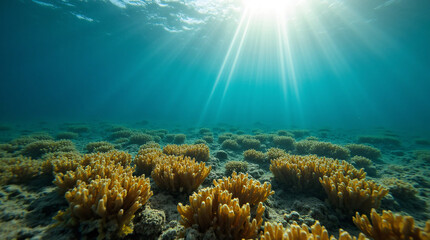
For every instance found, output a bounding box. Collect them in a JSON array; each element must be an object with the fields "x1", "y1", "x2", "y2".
[
  {"x1": 80, "y1": 150, "x2": 132, "y2": 167},
  {"x1": 225, "y1": 160, "x2": 248, "y2": 175},
  {"x1": 151, "y1": 155, "x2": 211, "y2": 193},
  {"x1": 7, "y1": 157, "x2": 42, "y2": 182},
  {"x1": 85, "y1": 141, "x2": 115, "y2": 153},
  {"x1": 61, "y1": 172, "x2": 152, "y2": 239},
  {"x1": 353, "y1": 209, "x2": 430, "y2": 240},
  {"x1": 177, "y1": 186, "x2": 265, "y2": 239},
  {"x1": 42, "y1": 154, "x2": 83, "y2": 175},
  {"x1": 270, "y1": 154, "x2": 365, "y2": 193},
  {"x1": 213, "y1": 171, "x2": 274, "y2": 206},
  {"x1": 243, "y1": 149, "x2": 266, "y2": 162},
  {"x1": 54, "y1": 162, "x2": 135, "y2": 193},
  {"x1": 134, "y1": 147, "x2": 164, "y2": 175},
  {"x1": 320, "y1": 172, "x2": 388, "y2": 215},
  {"x1": 266, "y1": 148, "x2": 287, "y2": 161},
  {"x1": 261, "y1": 221, "x2": 368, "y2": 240},
  {"x1": 163, "y1": 144, "x2": 210, "y2": 162}
]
